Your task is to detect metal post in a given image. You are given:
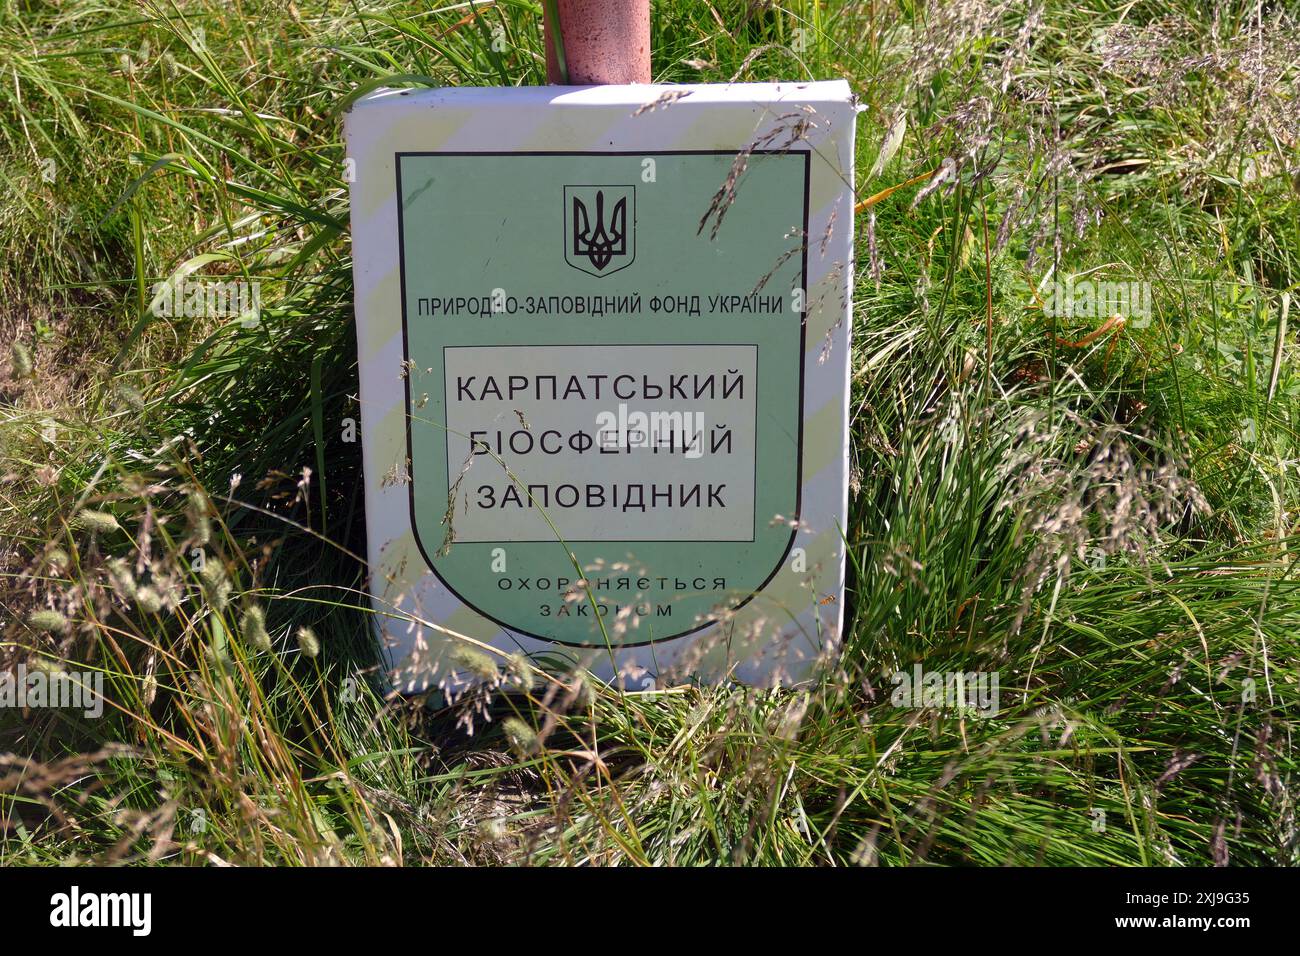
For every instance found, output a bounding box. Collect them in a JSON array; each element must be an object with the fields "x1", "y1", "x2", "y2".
[{"x1": 544, "y1": 0, "x2": 651, "y2": 85}]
